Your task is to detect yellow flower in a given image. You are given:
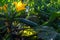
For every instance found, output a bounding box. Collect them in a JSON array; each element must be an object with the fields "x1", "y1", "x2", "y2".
[
  {"x1": 13, "y1": 1, "x2": 27, "y2": 12},
  {"x1": 0, "y1": 7, "x2": 2, "y2": 10},
  {"x1": 3, "y1": 4, "x2": 8, "y2": 12}
]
